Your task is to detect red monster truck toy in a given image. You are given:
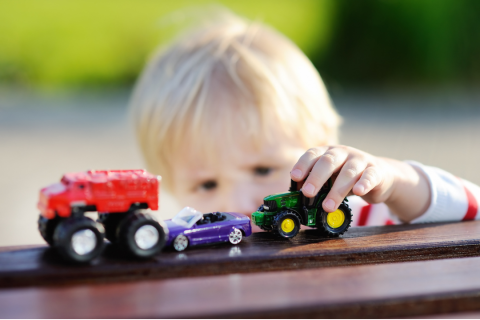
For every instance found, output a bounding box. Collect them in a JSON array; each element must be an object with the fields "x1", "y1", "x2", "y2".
[{"x1": 37, "y1": 169, "x2": 168, "y2": 263}]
